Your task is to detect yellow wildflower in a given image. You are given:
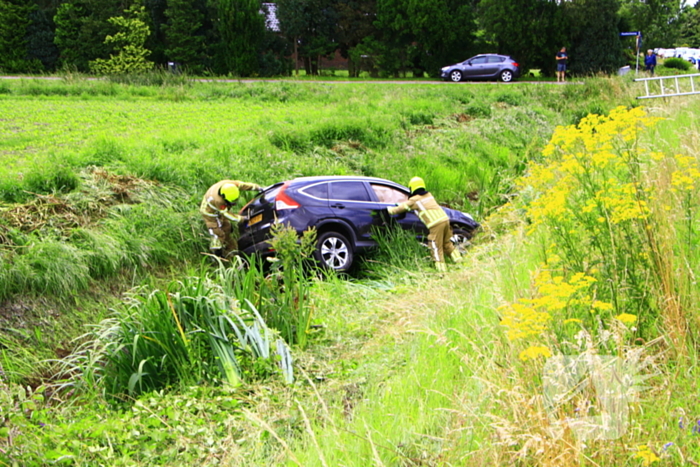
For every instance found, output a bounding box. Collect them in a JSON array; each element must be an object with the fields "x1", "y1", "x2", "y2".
[
  {"x1": 635, "y1": 445, "x2": 660, "y2": 466},
  {"x1": 592, "y1": 300, "x2": 614, "y2": 311},
  {"x1": 616, "y1": 313, "x2": 637, "y2": 325},
  {"x1": 519, "y1": 346, "x2": 552, "y2": 361},
  {"x1": 564, "y1": 318, "x2": 582, "y2": 324}
]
